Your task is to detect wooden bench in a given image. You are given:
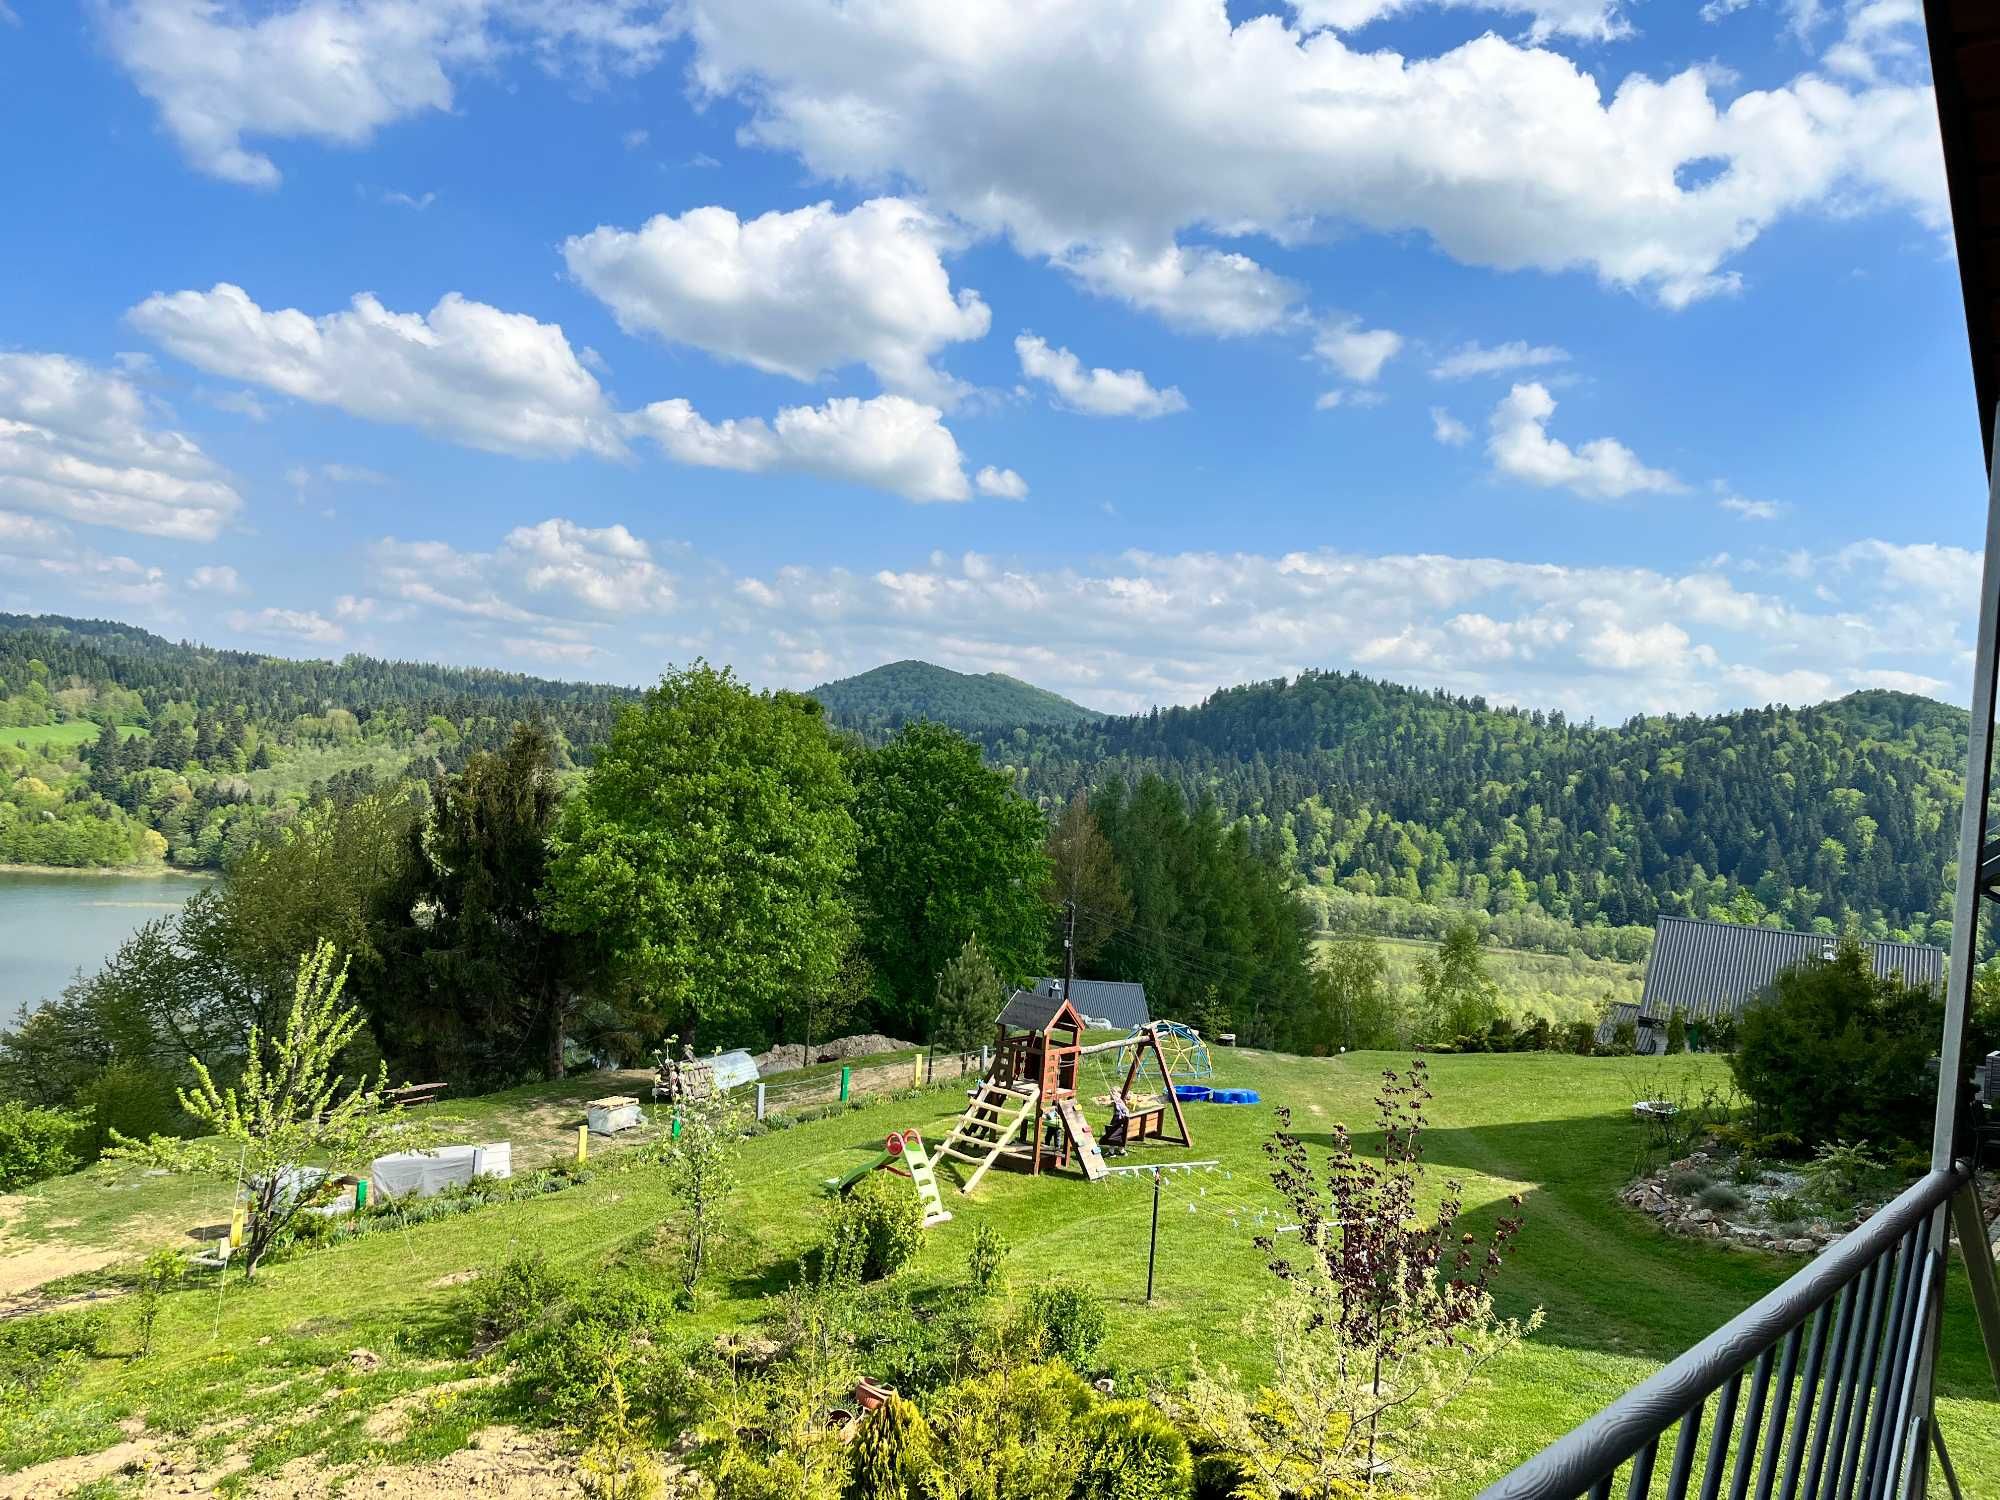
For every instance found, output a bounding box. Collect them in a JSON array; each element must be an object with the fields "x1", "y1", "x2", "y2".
[
  {"x1": 381, "y1": 1082, "x2": 448, "y2": 1111},
  {"x1": 1126, "y1": 1104, "x2": 1168, "y2": 1143}
]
